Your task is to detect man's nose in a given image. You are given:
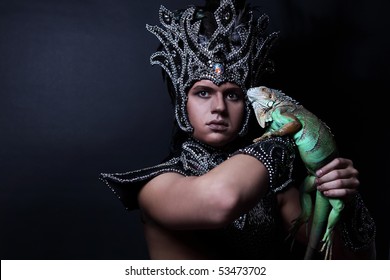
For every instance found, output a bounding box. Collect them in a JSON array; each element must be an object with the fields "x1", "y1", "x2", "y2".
[{"x1": 211, "y1": 93, "x2": 226, "y2": 113}]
